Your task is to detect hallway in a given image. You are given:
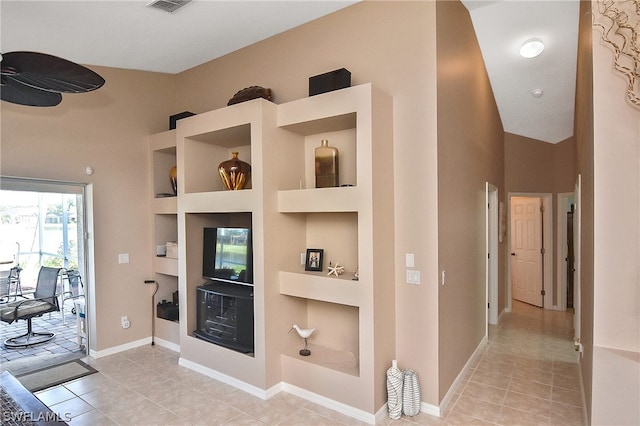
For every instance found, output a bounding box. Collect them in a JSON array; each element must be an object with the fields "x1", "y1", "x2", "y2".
[{"x1": 439, "y1": 300, "x2": 584, "y2": 425}]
